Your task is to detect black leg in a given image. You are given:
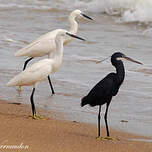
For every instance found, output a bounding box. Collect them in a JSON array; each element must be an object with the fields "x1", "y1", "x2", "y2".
[
  {"x1": 30, "y1": 88, "x2": 36, "y2": 116},
  {"x1": 104, "y1": 102, "x2": 110, "y2": 137},
  {"x1": 98, "y1": 105, "x2": 101, "y2": 138},
  {"x1": 47, "y1": 75, "x2": 55, "y2": 95},
  {"x1": 23, "y1": 57, "x2": 34, "y2": 70}
]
